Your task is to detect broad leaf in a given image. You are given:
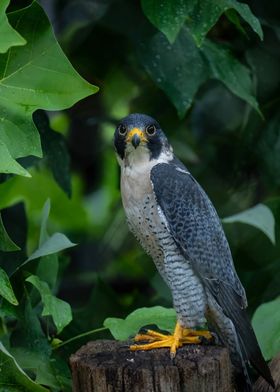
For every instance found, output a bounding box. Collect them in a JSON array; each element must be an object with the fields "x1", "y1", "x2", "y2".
[
  {"x1": 202, "y1": 40, "x2": 260, "y2": 114},
  {"x1": 0, "y1": 0, "x2": 26, "y2": 53},
  {"x1": 0, "y1": 141, "x2": 31, "y2": 177},
  {"x1": 0, "y1": 168, "x2": 90, "y2": 236},
  {"x1": 252, "y1": 297, "x2": 280, "y2": 360},
  {"x1": 0, "y1": 2, "x2": 98, "y2": 176},
  {"x1": 0, "y1": 342, "x2": 48, "y2": 391},
  {"x1": 34, "y1": 110, "x2": 72, "y2": 197},
  {"x1": 36, "y1": 199, "x2": 58, "y2": 289},
  {"x1": 16, "y1": 297, "x2": 51, "y2": 357},
  {"x1": 0, "y1": 266, "x2": 18, "y2": 305},
  {"x1": 141, "y1": 0, "x2": 192, "y2": 43},
  {"x1": 0, "y1": 300, "x2": 19, "y2": 319},
  {"x1": 36, "y1": 254, "x2": 59, "y2": 291},
  {"x1": 139, "y1": 28, "x2": 259, "y2": 117},
  {"x1": 10, "y1": 348, "x2": 71, "y2": 391},
  {"x1": 17, "y1": 226, "x2": 75, "y2": 273},
  {"x1": 27, "y1": 233, "x2": 76, "y2": 262},
  {"x1": 26, "y1": 275, "x2": 72, "y2": 334},
  {"x1": 0, "y1": 213, "x2": 20, "y2": 251},
  {"x1": 141, "y1": 0, "x2": 263, "y2": 46},
  {"x1": 226, "y1": 0, "x2": 263, "y2": 40},
  {"x1": 223, "y1": 203, "x2": 275, "y2": 244},
  {"x1": 104, "y1": 306, "x2": 176, "y2": 340},
  {"x1": 36, "y1": 355, "x2": 72, "y2": 391},
  {"x1": 39, "y1": 199, "x2": 51, "y2": 246},
  {"x1": 187, "y1": 0, "x2": 263, "y2": 47},
  {"x1": 138, "y1": 28, "x2": 208, "y2": 117}
]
